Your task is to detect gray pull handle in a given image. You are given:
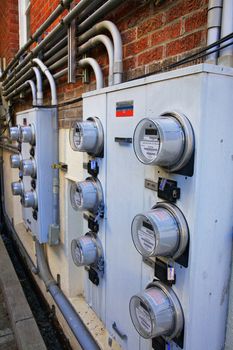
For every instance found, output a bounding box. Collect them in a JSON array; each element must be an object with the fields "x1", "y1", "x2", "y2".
[{"x1": 112, "y1": 322, "x2": 127, "y2": 340}]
